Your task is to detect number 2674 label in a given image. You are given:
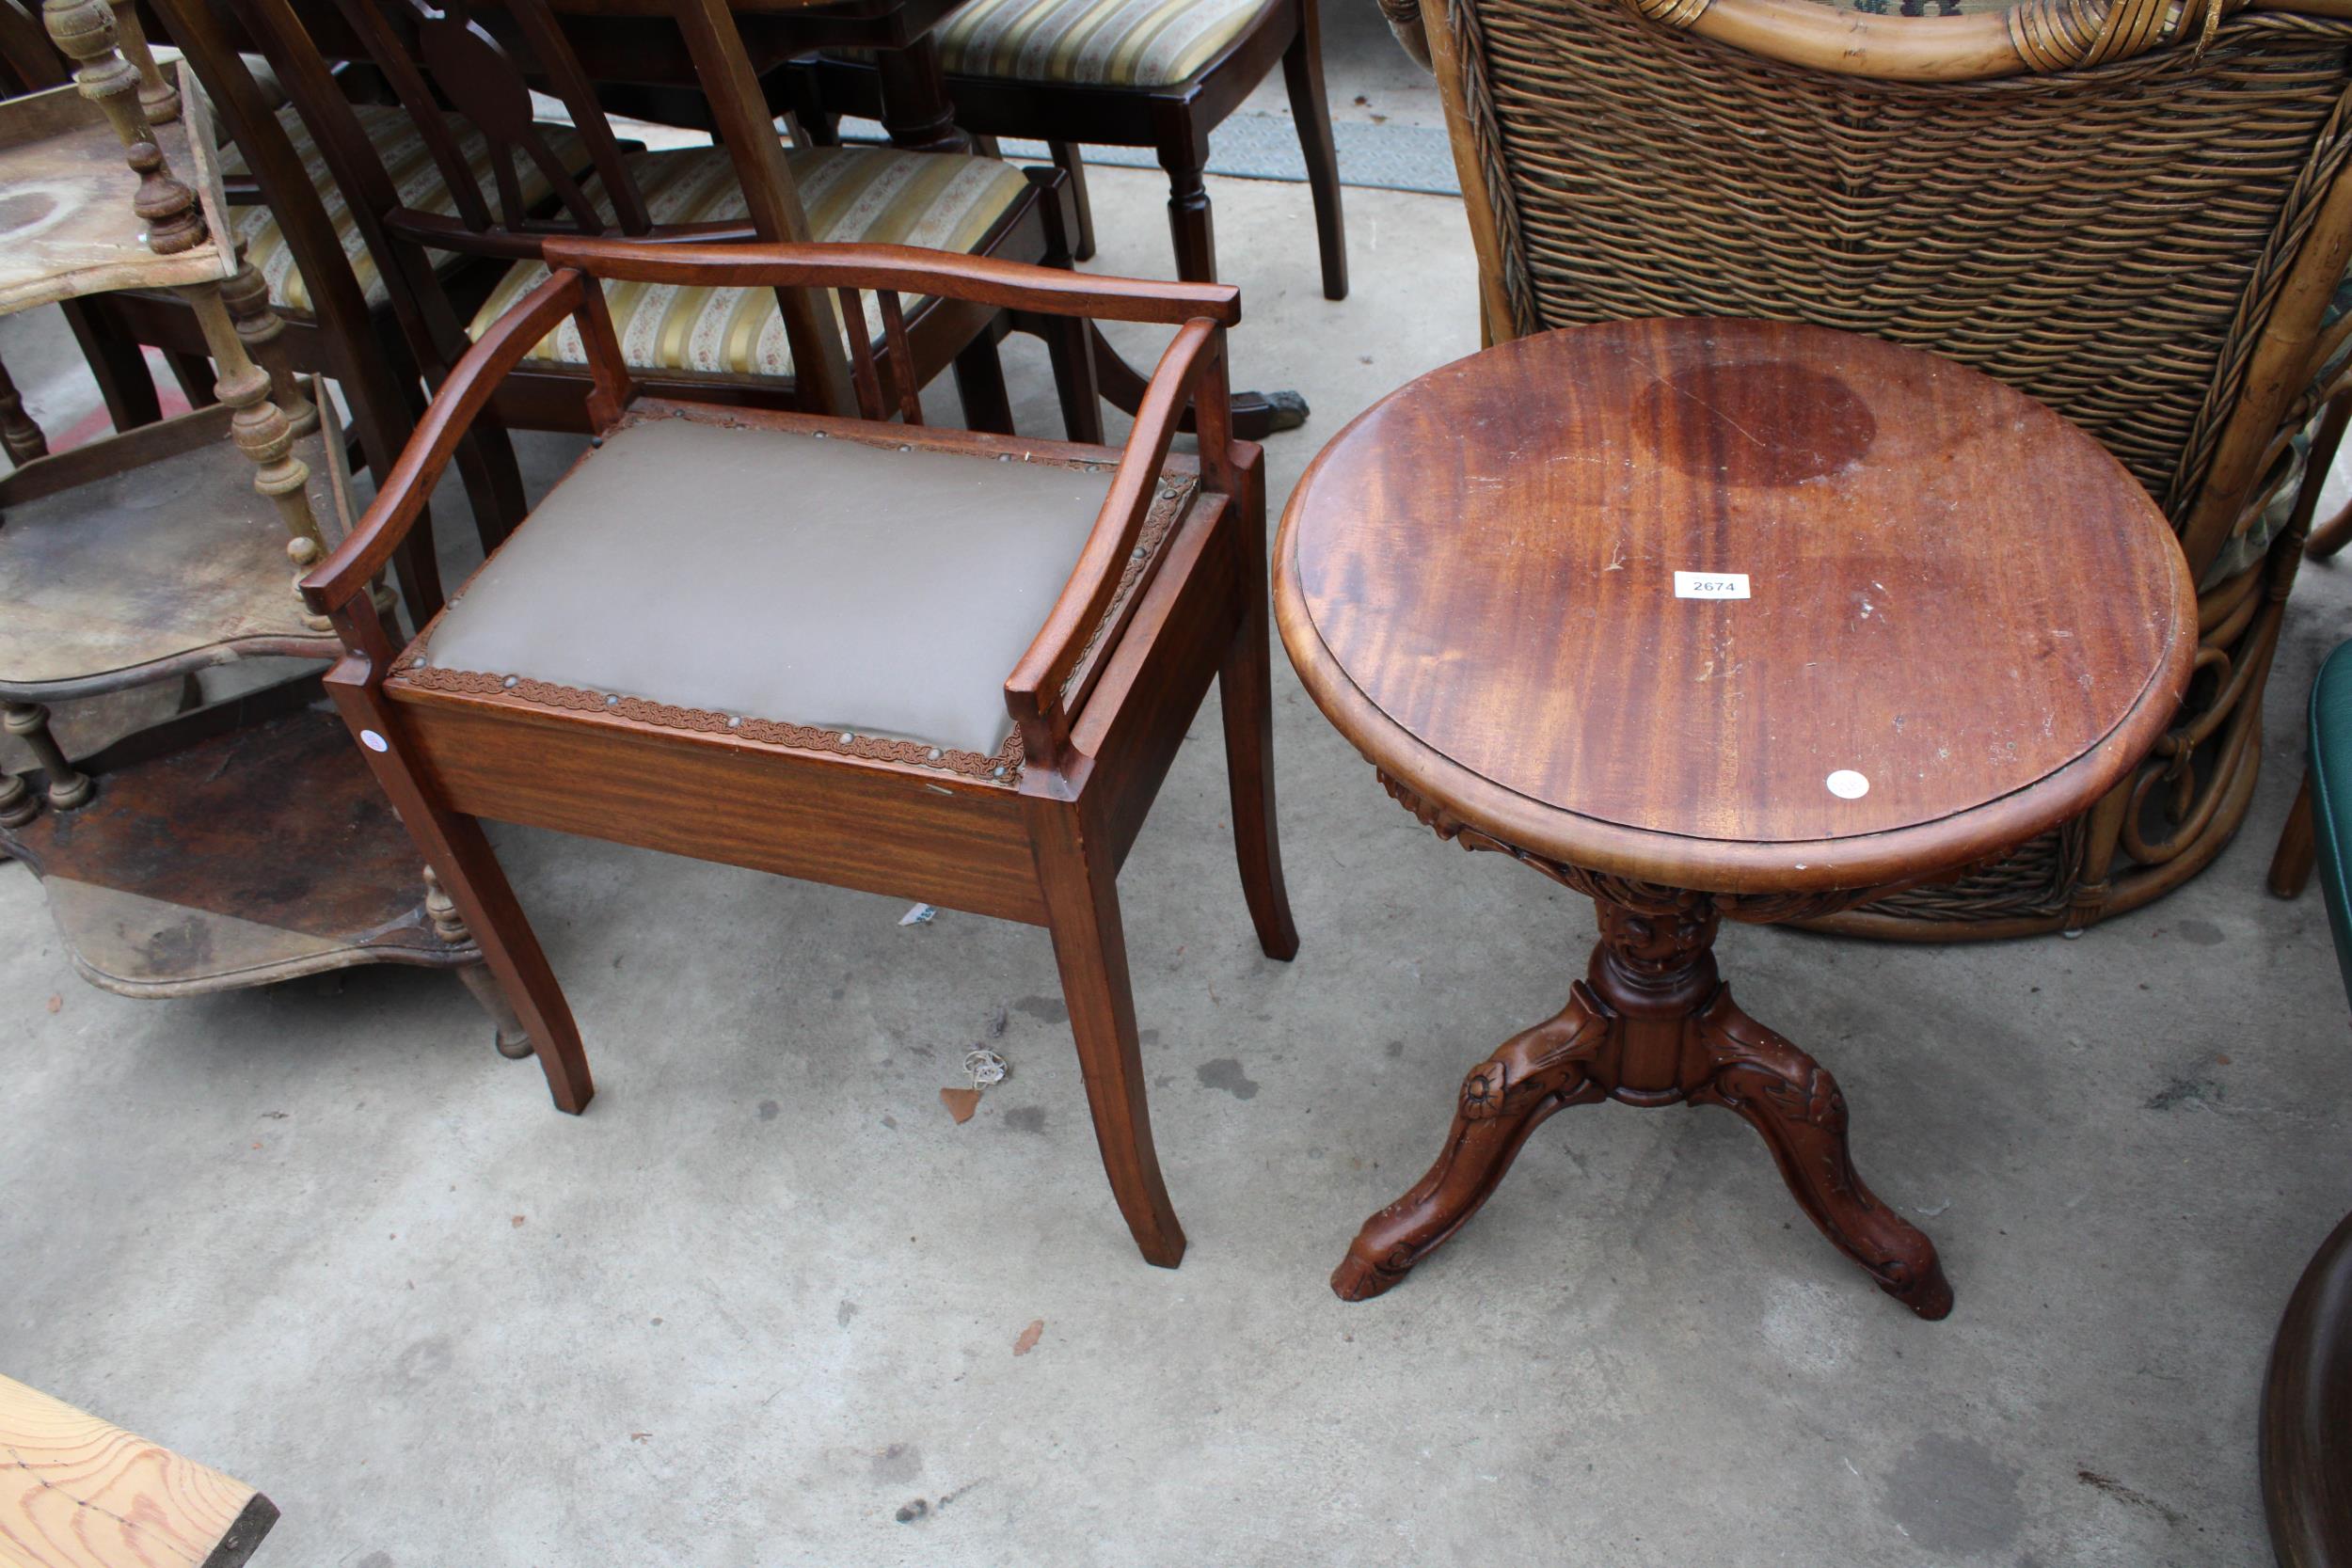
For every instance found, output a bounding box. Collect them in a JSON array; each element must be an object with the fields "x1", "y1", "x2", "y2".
[{"x1": 1673, "y1": 571, "x2": 1750, "y2": 600}]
